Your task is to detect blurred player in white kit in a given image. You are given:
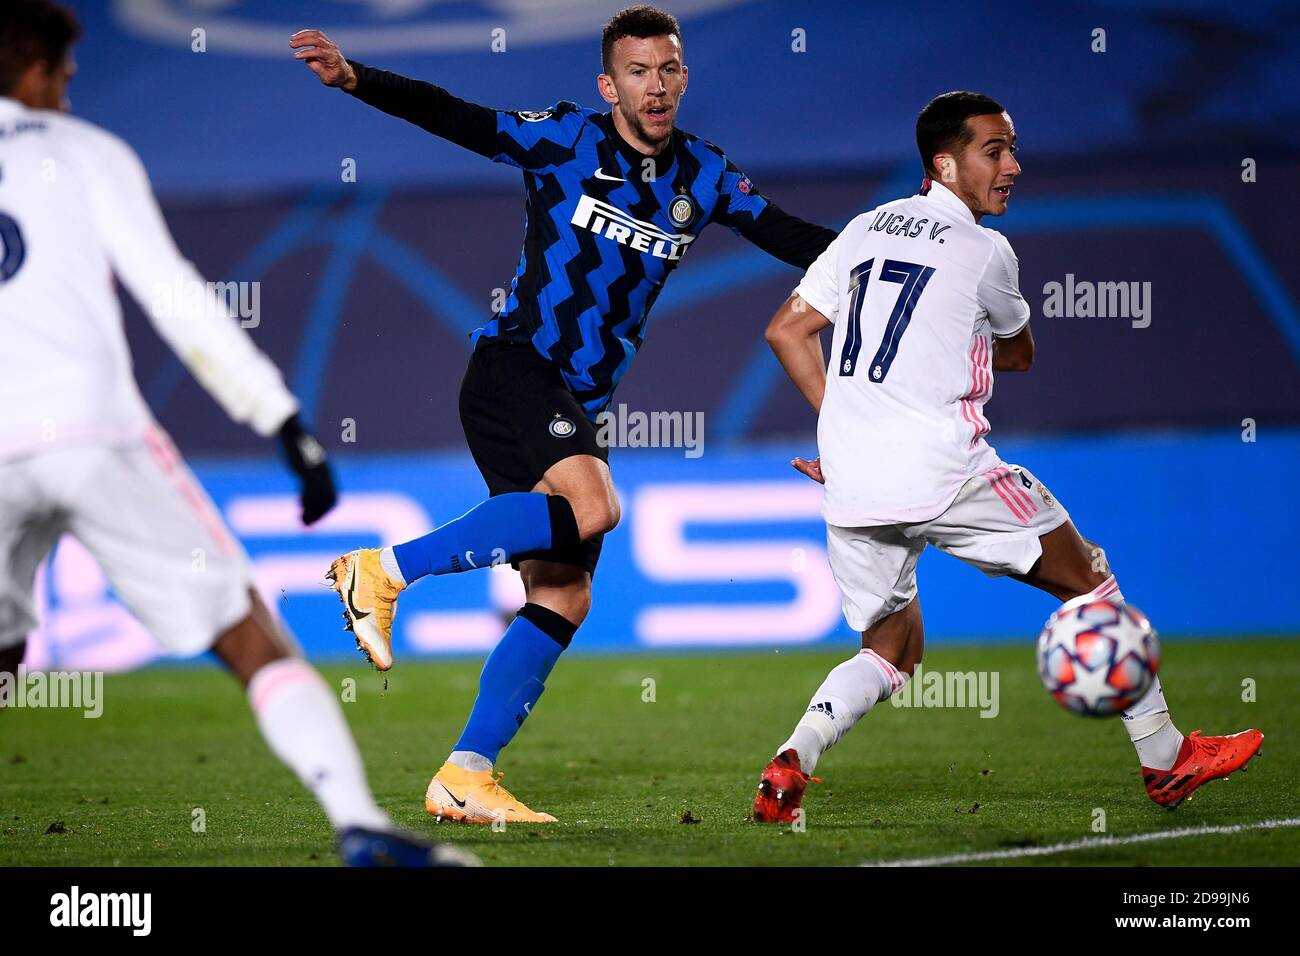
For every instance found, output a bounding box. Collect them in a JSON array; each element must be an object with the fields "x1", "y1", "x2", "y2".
[{"x1": 0, "y1": 0, "x2": 472, "y2": 867}]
